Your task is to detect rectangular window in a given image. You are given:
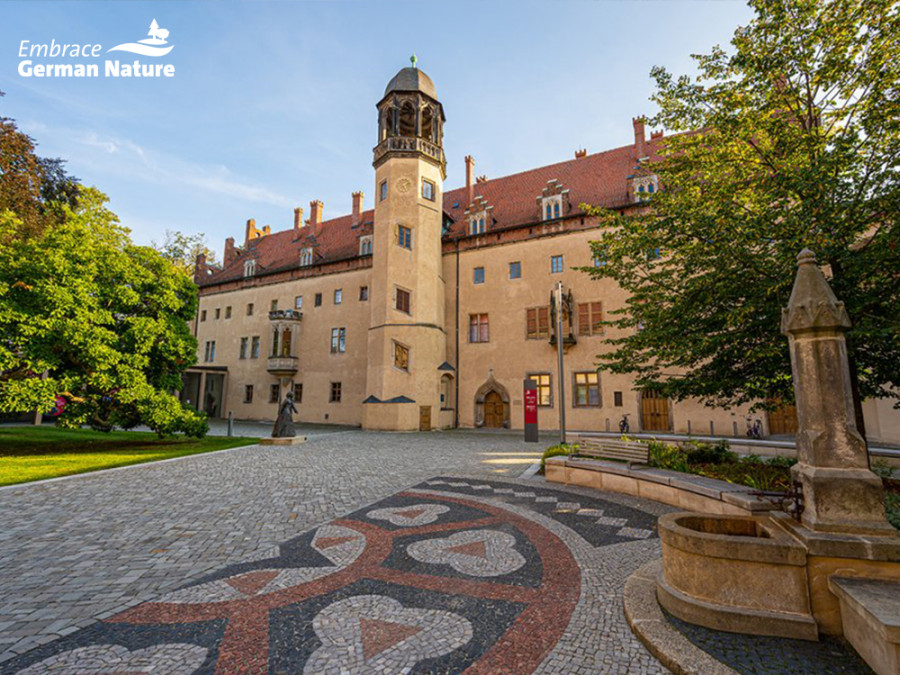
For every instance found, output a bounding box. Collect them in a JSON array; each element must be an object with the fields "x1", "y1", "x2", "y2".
[
  {"x1": 468, "y1": 314, "x2": 489, "y2": 343},
  {"x1": 330, "y1": 381, "x2": 342, "y2": 403},
  {"x1": 551, "y1": 255, "x2": 564, "y2": 274},
  {"x1": 577, "y1": 302, "x2": 604, "y2": 336},
  {"x1": 225, "y1": 306, "x2": 232, "y2": 319},
  {"x1": 614, "y1": 391, "x2": 623, "y2": 407},
  {"x1": 422, "y1": 178, "x2": 435, "y2": 201},
  {"x1": 204, "y1": 340, "x2": 216, "y2": 362},
  {"x1": 215, "y1": 308, "x2": 221, "y2": 320},
  {"x1": 295, "y1": 295, "x2": 303, "y2": 310},
  {"x1": 269, "y1": 383, "x2": 280, "y2": 404},
  {"x1": 315, "y1": 293, "x2": 322, "y2": 307},
  {"x1": 331, "y1": 327, "x2": 347, "y2": 353},
  {"x1": 593, "y1": 256, "x2": 606, "y2": 267},
  {"x1": 247, "y1": 303, "x2": 254, "y2": 316},
  {"x1": 270, "y1": 299, "x2": 278, "y2": 312},
  {"x1": 201, "y1": 310, "x2": 207, "y2": 322},
  {"x1": 508, "y1": 261, "x2": 521, "y2": 279},
  {"x1": 574, "y1": 372, "x2": 601, "y2": 407},
  {"x1": 239, "y1": 337, "x2": 248, "y2": 359},
  {"x1": 526, "y1": 307, "x2": 550, "y2": 339},
  {"x1": 394, "y1": 342, "x2": 409, "y2": 371},
  {"x1": 294, "y1": 383, "x2": 303, "y2": 403},
  {"x1": 398, "y1": 225, "x2": 412, "y2": 249},
  {"x1": 529, "y1": 373, "x2": 552, "y2": 406},
  {"x1": 359, "y1": 286, "x2": 369, "y2": 301},
  {"x1": 334, "y1": 289, "x2": 343, "y2": 304},
  {"x1": 473, "y1": 267, "x2": 485, "y2": 284},
  {"x1": 396, "y1": 288, "x2": 411, "y2": 314},
  {"x1": 251, "y1": 336, "x2": 260, "y2": 359},
  {"x1": 380, "y1": 180, "x2": 387, "y2": 202},
  {"x1": 244, "y1": 385, "x2": 253, "y2": 404}
]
